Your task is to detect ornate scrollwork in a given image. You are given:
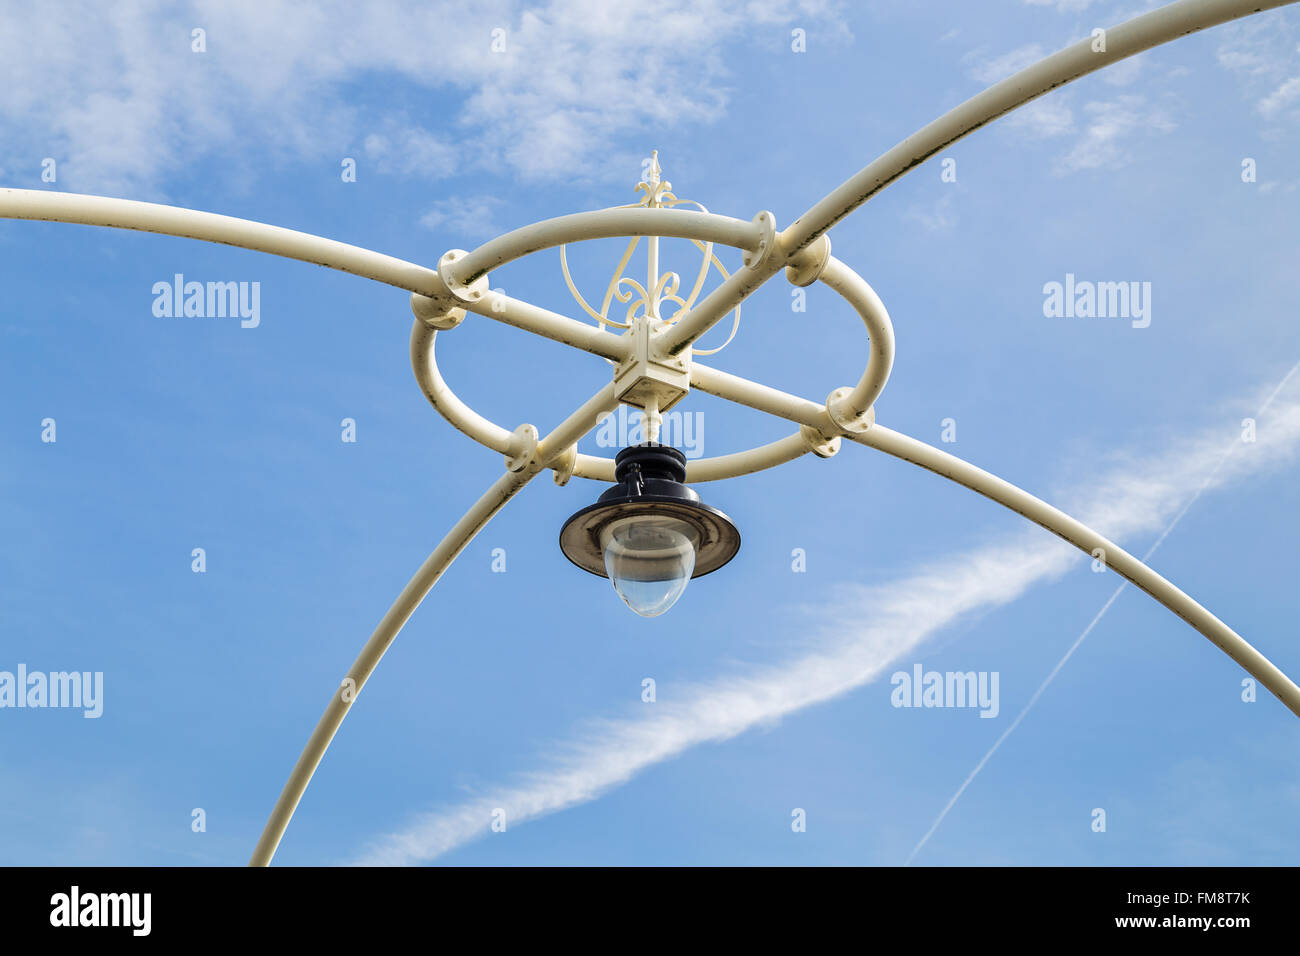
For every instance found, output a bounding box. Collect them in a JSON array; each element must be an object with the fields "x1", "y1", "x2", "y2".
[{"x1": 559, "y1": 150, "x2": 742, "y2": 356}]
